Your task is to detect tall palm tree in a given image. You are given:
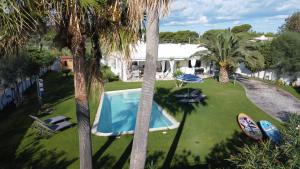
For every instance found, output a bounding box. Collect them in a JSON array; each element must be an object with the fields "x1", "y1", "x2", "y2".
[
  {"x1": 196, "y1": 29, "x2": 264, "y2": 83},
  {"x1": 128, "y1": 1, "x2": 170, "y2": 169},
  {"x1": 0, "y1": 1, "x2": 138, "y2": 168},
  {"x1": 204, "y1": 30, "x2": 239, "y2": 83}
]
